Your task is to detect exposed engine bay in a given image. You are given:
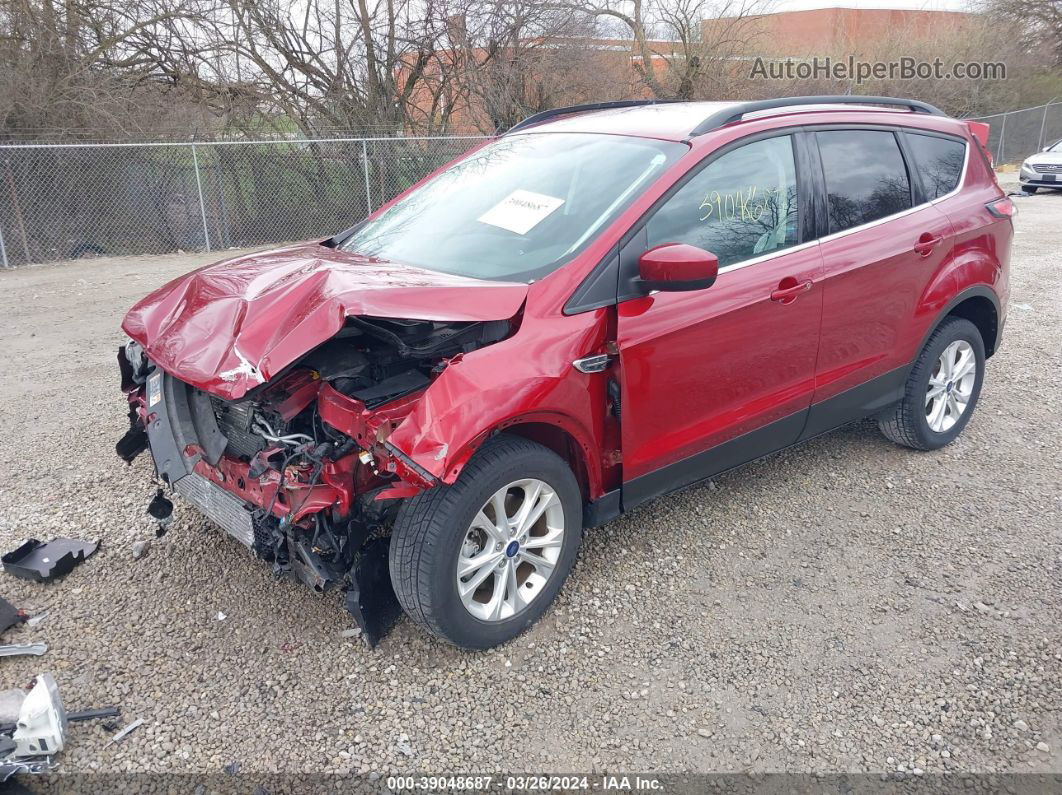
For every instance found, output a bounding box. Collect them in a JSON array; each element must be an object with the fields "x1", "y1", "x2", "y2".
[{"x1": 116, "y1": 315, "x2": 512, "y2": 645}]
